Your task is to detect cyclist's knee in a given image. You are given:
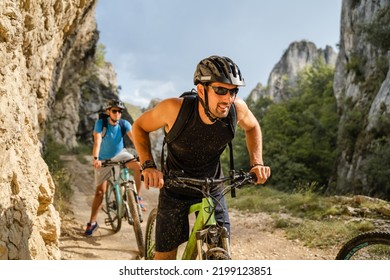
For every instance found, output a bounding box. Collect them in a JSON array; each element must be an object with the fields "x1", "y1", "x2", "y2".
[
  {"x1": 94, "y1": 189, "x2": 104, "y2": 197},
  {"x1": 94, "y1": 183, "x2": 106, "y2": 197}
]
